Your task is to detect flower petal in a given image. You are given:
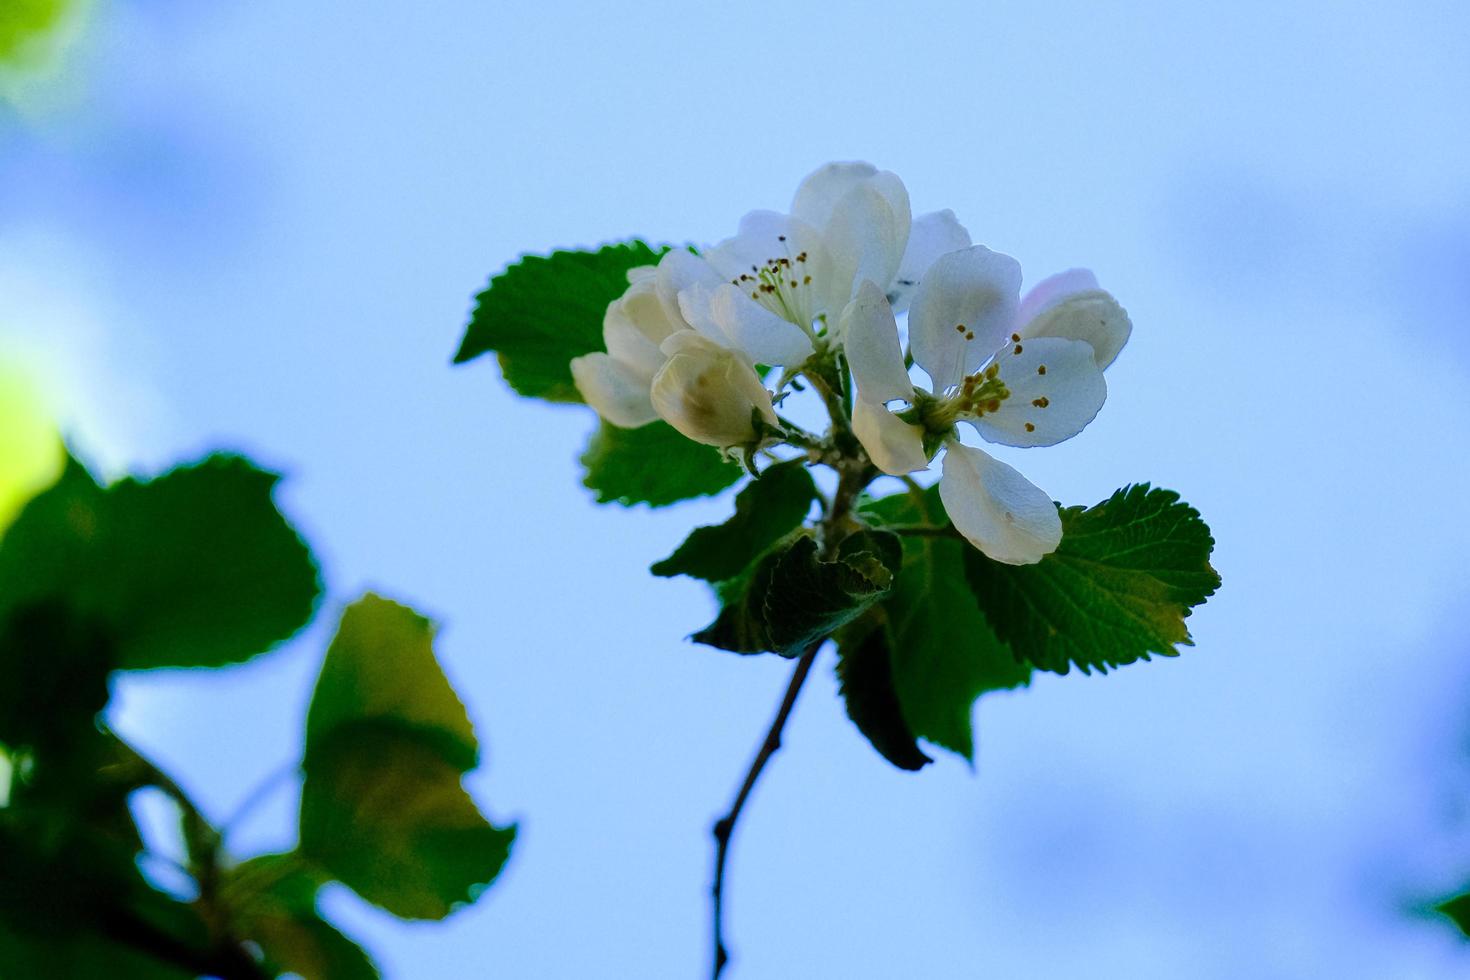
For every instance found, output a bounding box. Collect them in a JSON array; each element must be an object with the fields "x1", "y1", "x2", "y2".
[
  {"x1": 791, "y1": 162, "x2": 895, "y2": 229},
  {"x1": 840, "y1": 281, "x2": 914, "y2": 404},
  {"x1": 889, "y1": 210, "x2": 972, "y2": 313},
  {"x1": 908, "y1": 245, "x2": 1022, "y2": 393},
  {"x1": 605, "y1": 279, "x2": 682, "y2": 373},
  {"x1": 654, "y1": 249, "x2": 722, "y2": 330},
  {"x1": 853, "y1": 398, "x2": 928, "y2": 475},
  {"x1": 1019, "y1": 285, "x2": 1132, "y2": 371},
  {"x1": 571, "y1": 352, "x2": 658, "y2": 428},
  {"x1": 823, "y1": 181, "x2": 912, "y2": 313},
  {"x1": 707, "y1": 283, "x2": 815, "y2": 366},
  {"x1": 1017, "y1": 268, "x2": 1098, "y2": 324},
  {"x1": 967, "y1": 337, "x2": 1107, "y2": 448},
  {"x1": 939, "y1": 442, "x2": 1061, "y2": 565}
]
